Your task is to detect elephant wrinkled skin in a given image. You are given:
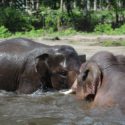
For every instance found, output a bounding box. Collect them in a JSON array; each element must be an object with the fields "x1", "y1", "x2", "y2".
[
  {"x1": 0, "y1": 38, "x2": 85, "y2": 94},
  {"x1": 70, "y1": 51, "x2": 125, "y2": 108}
]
